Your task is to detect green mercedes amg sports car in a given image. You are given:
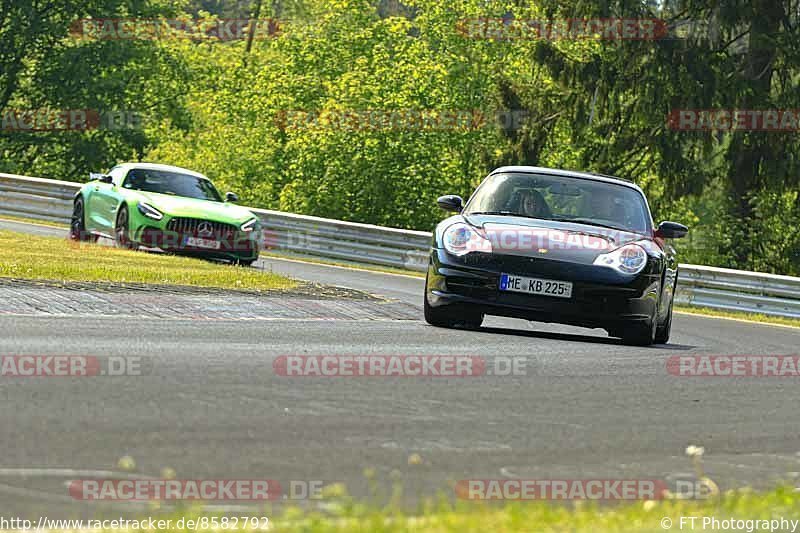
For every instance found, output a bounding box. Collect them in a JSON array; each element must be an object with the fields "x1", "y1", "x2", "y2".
[{"x1": 70, "y1": 162, "x2": 261, "y2": 265}]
